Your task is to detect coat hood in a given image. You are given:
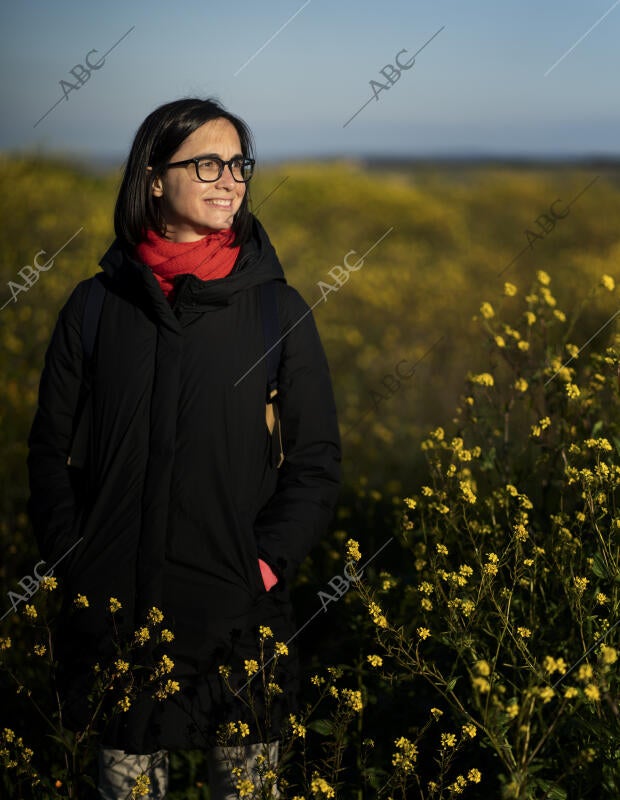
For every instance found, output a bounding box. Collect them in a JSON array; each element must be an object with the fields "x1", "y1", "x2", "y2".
[{"x1": 98, "y1": 214, "x2": 287, "y2": 318}]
